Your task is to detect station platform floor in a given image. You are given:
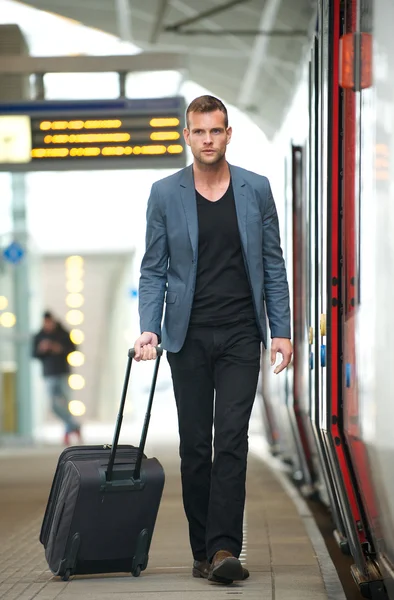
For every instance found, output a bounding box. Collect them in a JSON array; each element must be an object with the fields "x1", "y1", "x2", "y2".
[{"x1": 0, "y1": 423, "x2": 347, "y2": 600}]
